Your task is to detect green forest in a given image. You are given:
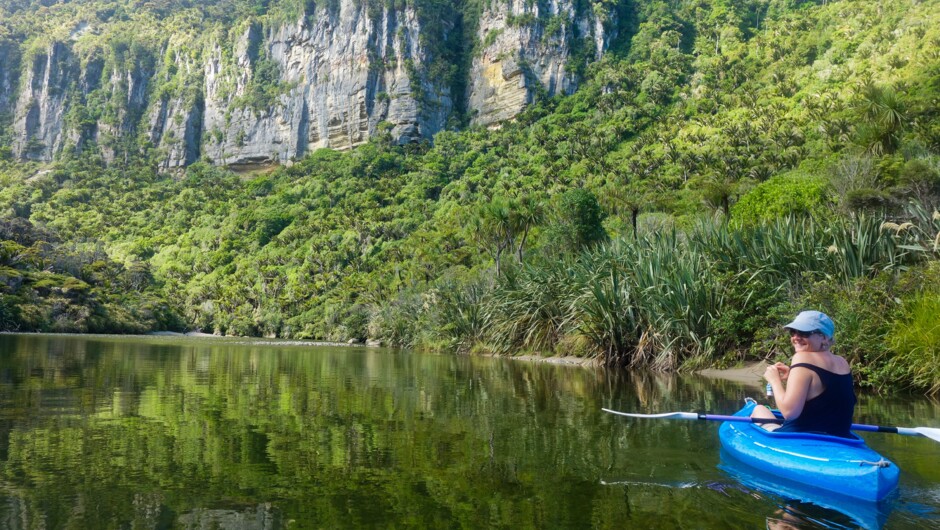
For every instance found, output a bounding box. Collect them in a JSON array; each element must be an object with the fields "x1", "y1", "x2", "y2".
[{"x1": 1, "y1": 0, "x2": 939, "y2": 393}]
